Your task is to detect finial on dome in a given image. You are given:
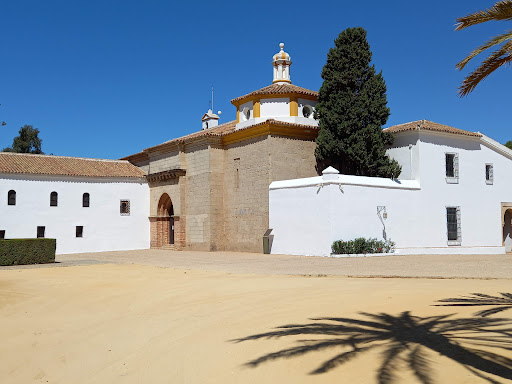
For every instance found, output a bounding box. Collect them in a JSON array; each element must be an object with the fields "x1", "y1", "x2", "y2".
[{"x1": 272, "y1": 42, "x2": 292, "y2": 84}]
